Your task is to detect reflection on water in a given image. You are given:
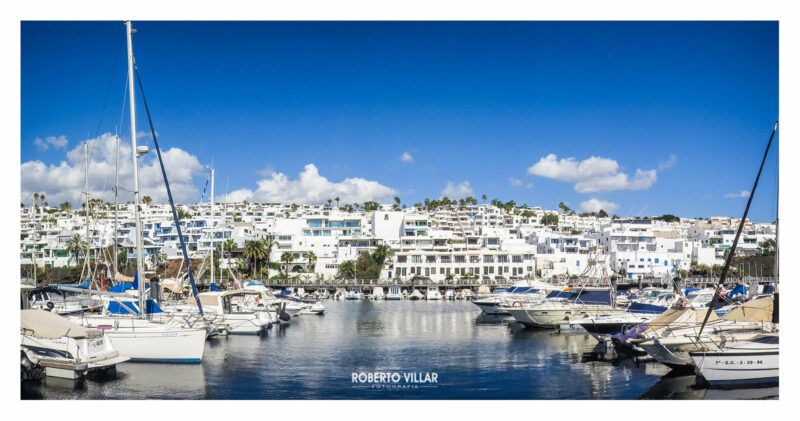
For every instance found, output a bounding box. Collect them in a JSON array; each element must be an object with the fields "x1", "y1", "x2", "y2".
[{"x1": 22, "y1": 301, "x2": 776, "y2": 399}]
